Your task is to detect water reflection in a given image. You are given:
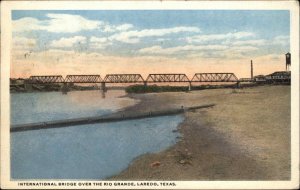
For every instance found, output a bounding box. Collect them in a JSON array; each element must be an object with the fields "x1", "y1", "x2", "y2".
[
  {"x1": 10, "y1": 90, "x2": 137, "y2": 125},
  {"x1": 101, "y1": 89, "x2": 106, "y2": 98},
  {"x1": 10, "y1": 90, "x2": 183, "y2": 179}
]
